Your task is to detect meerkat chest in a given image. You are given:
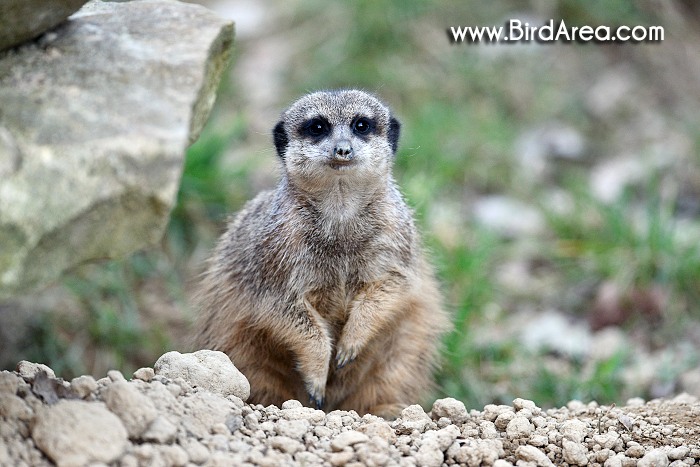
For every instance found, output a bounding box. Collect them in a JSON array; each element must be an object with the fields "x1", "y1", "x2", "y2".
[{"x1": 316, "y1": 184, "x2": 369, "y2": 227}]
